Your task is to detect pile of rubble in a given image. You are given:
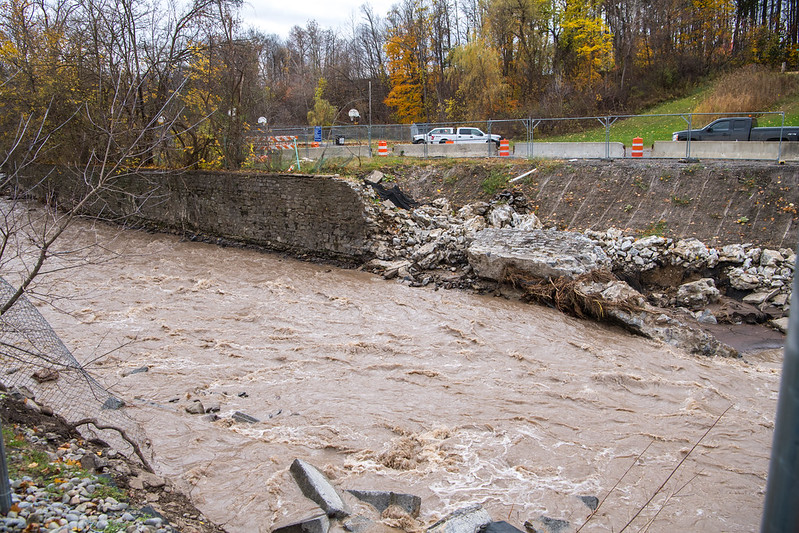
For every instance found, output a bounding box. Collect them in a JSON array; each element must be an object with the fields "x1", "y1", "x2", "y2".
[
  {"x1": 357, "y1": 172, "x2": 794, "y2": 355},
  {"x1": 361, "y1": 172, "x2": 542, "y2": 286},
  {"x1": 584, "y1": 229, "x2": 794, "y2": 319},
  {"x1": 274, "y1": 459, "x2": 592, "y2": 533}
]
